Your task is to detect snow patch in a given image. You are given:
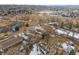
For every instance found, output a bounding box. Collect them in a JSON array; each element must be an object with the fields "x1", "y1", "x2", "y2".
[
  {"x1": 61, "y1": 41, "x2": 75, "y2": 53},
  {"x1": 56, "y1": 28, "x2": 79, "y2": 39},
  {"x1": 30, "y1": 44, "x2": 41, "y2": 55}
]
